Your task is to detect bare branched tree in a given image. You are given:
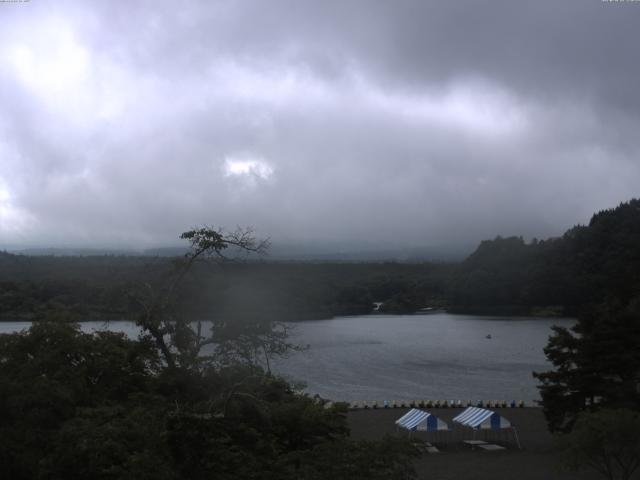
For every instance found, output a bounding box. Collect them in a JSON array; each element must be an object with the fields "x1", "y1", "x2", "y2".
[{"x1": 130, "y1": 226, "x2": 290, "y2": 371}]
